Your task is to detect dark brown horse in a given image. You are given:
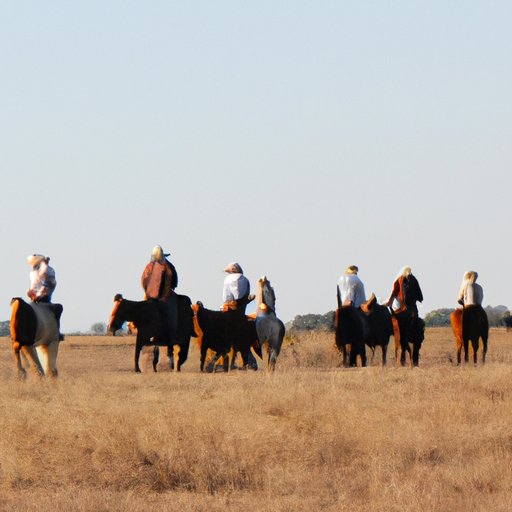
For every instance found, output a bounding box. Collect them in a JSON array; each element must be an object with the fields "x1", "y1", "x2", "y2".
[
  {"x1": 191, "y1": 301, "x2": 261, "y2": 372},
  {"x1": 392, "y1": 308, "x2": 425, "y2": 367},
  {"x1": 108, "y1": 293, "x2": 195, "y2": 372}
]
